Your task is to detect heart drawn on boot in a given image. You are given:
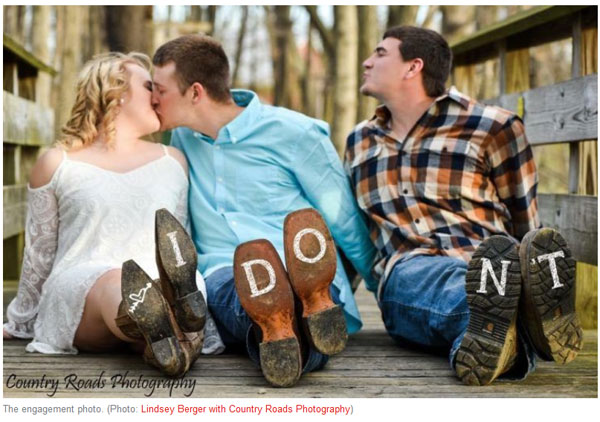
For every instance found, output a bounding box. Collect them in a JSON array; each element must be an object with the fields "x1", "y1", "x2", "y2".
[{"x1": 128, "y1": 282, "x2": 152, "y2": 314}]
